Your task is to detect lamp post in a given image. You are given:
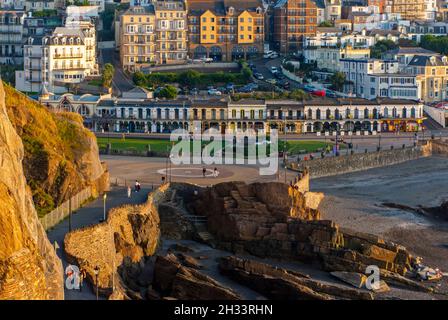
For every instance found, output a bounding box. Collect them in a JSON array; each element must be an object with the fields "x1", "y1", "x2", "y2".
[
  {"x1": 94, "y1": 266, "x2": 100, "y2": 301},
  {"x1": 378, "y1": 133, "x2": 382, "y2": 151},
  {"x1": 68, "y1": 184, "x2": 72, "y2": 232},
  {"x1": 103, "y1": 193, "x2": 107, "y2": 221}
]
